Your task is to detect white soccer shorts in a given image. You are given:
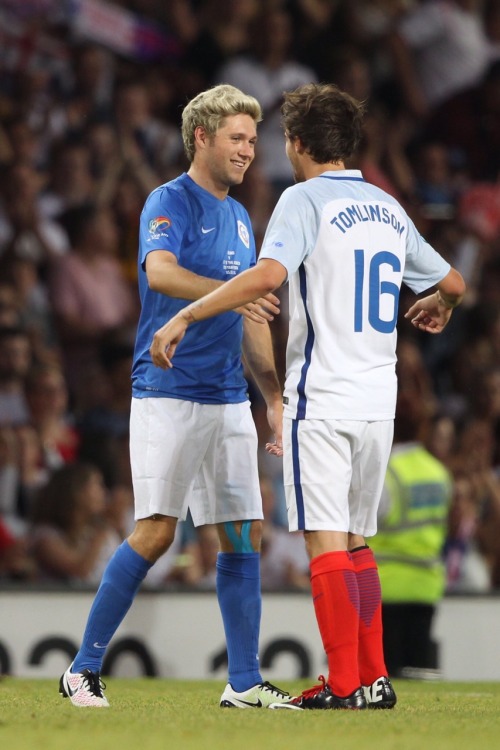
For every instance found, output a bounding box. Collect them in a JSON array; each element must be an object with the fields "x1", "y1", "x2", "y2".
[
  {"x1": 283, "y1": 417, "x2": 394, "y2": 535},
  {"x1": 130, "y1": 397, "x2": 263, "y2": 526}
]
